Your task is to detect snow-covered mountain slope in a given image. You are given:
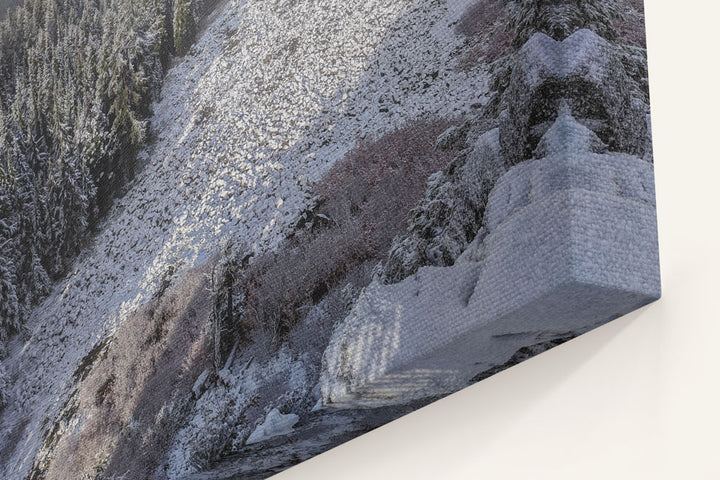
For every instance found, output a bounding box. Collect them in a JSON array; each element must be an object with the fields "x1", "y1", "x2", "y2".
[
  {"x1": 0, "y1": 0, "x2": 486, "y2": 477},
  {"x1": 320, "y1": 106, "x2": 659, "y2": 407}
]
